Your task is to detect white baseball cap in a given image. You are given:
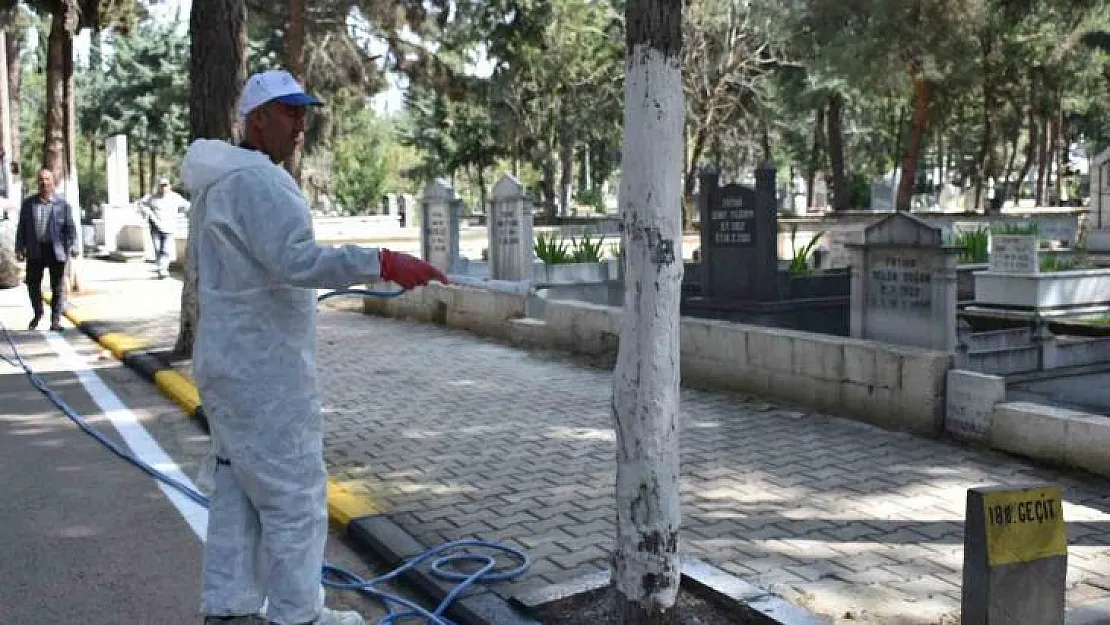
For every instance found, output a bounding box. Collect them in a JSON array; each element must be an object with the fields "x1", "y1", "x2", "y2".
[{"x1": 238, "y1": 69, "x2": 322, "y2": 117}]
